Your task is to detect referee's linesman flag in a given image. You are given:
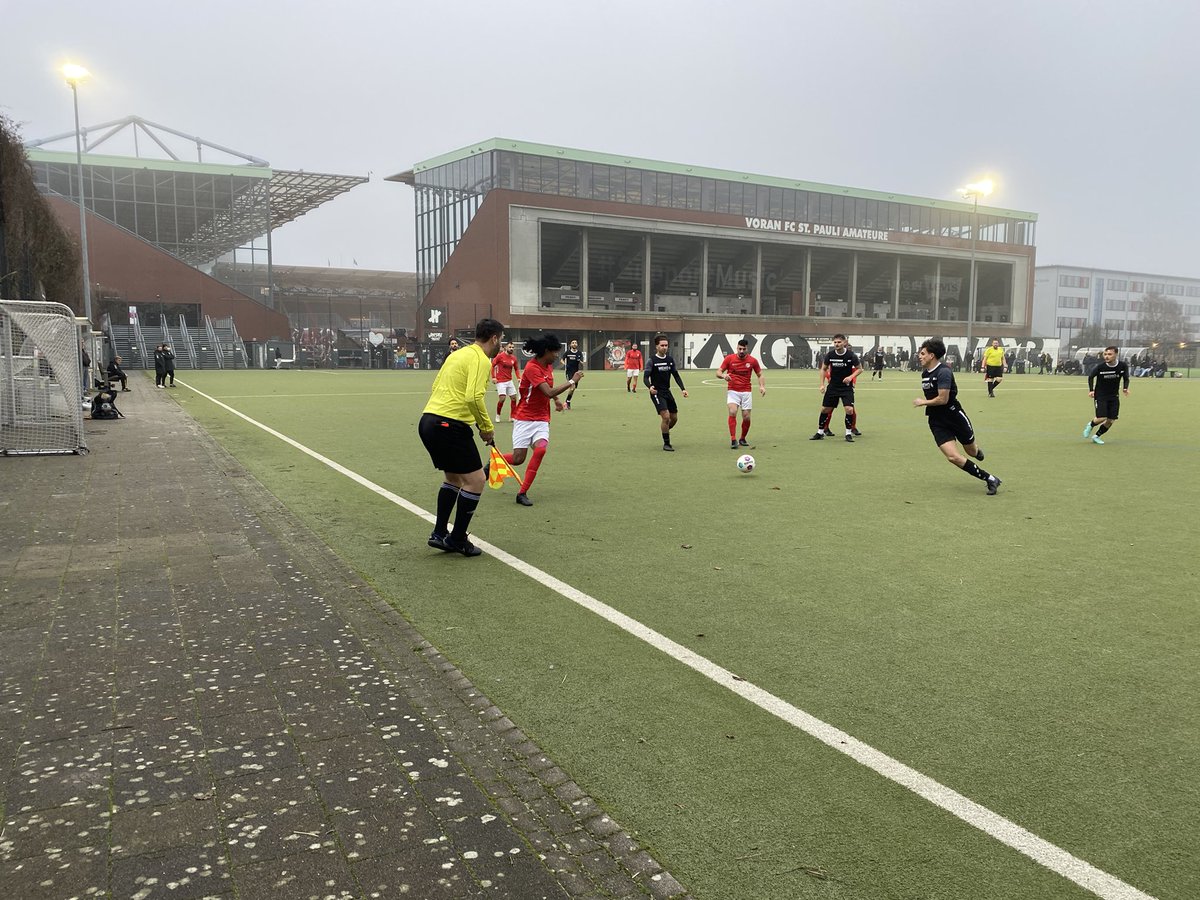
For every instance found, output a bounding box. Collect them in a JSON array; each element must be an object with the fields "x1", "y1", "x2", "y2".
[{"x1": 487, "y1": 446, "x2": 518, "y2": 490}]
